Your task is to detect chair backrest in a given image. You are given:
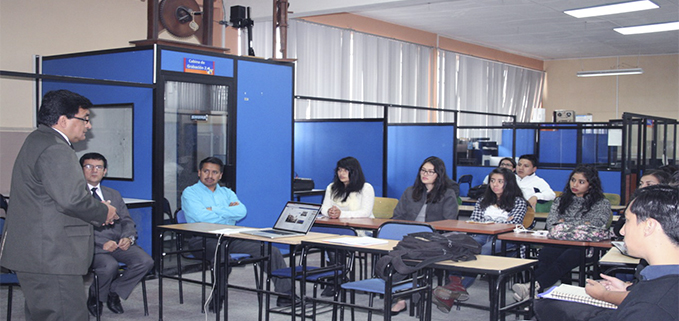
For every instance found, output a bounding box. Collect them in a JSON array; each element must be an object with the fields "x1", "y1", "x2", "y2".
[
  {"x1": 375, "y1": 221, "x2": 434, "y2": 241},
  {"x1": 311, "y1": 225, "x2": 358, "y2": 236},
  {"x1": 523, "y1": 206, "x2": 535, "y2": 229},
  {"x1": 175, "y1": 208, "x2": 187, "y2": 224},
  {"x1": 534, "y1": 200, "x2": 553, "y2": 213},
  {"x1": 604, "y1": 193, "x2": 621, "y2": 206},
  {"x1": 458, "y1": 175, "x2": 473, "y2": 197},
  {"x1": 372, "y1": 197, "x2": 398, "y2": 218}
]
